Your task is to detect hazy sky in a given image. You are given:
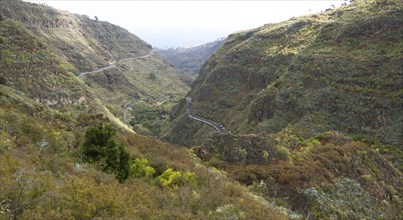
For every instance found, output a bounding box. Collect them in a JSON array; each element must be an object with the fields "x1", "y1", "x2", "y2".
[{"x1": 26, "y1": 1, "x2": 346, "y2": 48}]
